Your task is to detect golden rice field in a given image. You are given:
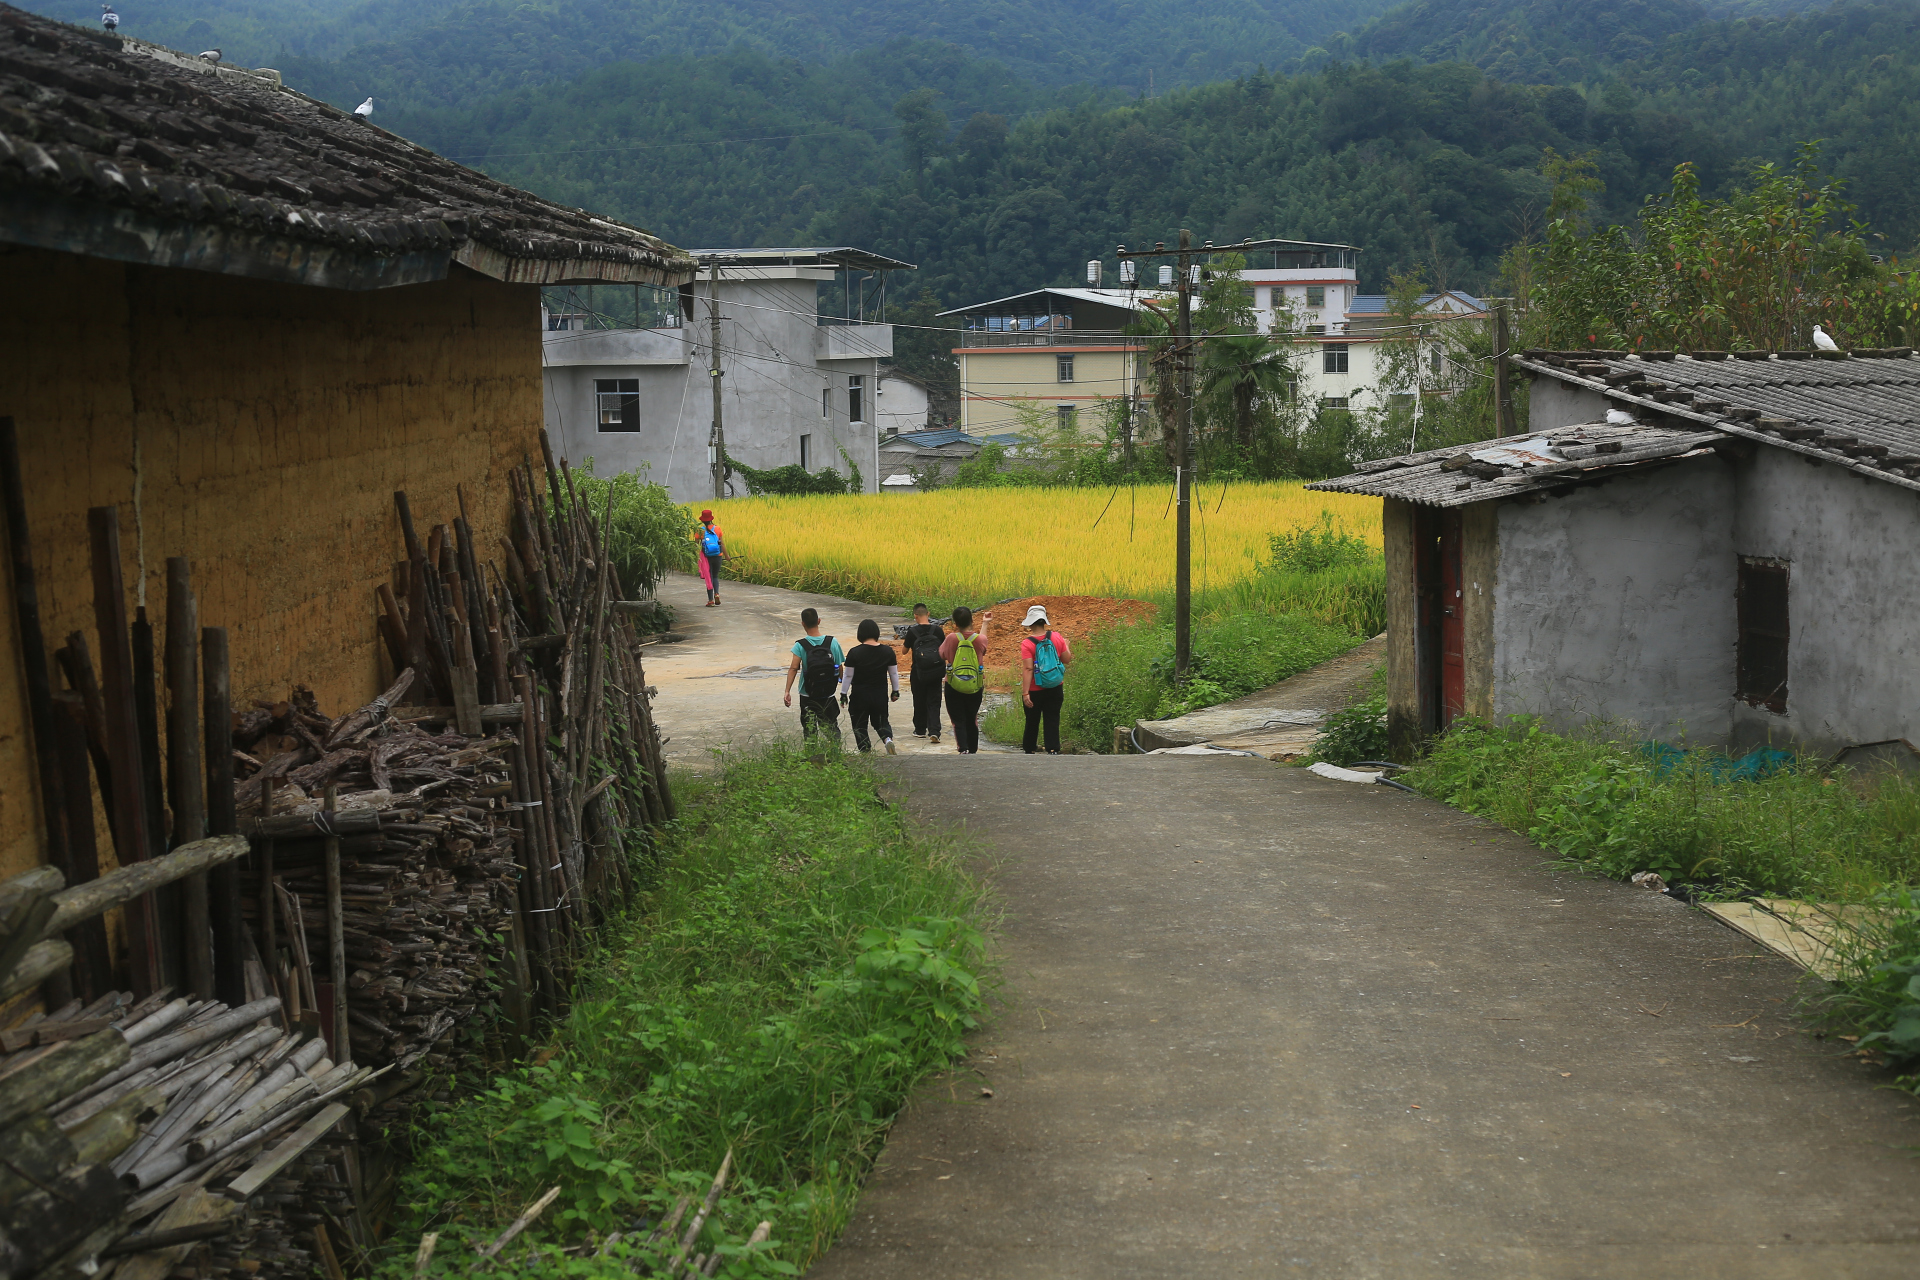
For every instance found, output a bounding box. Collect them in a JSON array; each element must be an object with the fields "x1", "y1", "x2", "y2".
[{"x1": 697, "y1": 483, "x2": 1383, "y2": 605}]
